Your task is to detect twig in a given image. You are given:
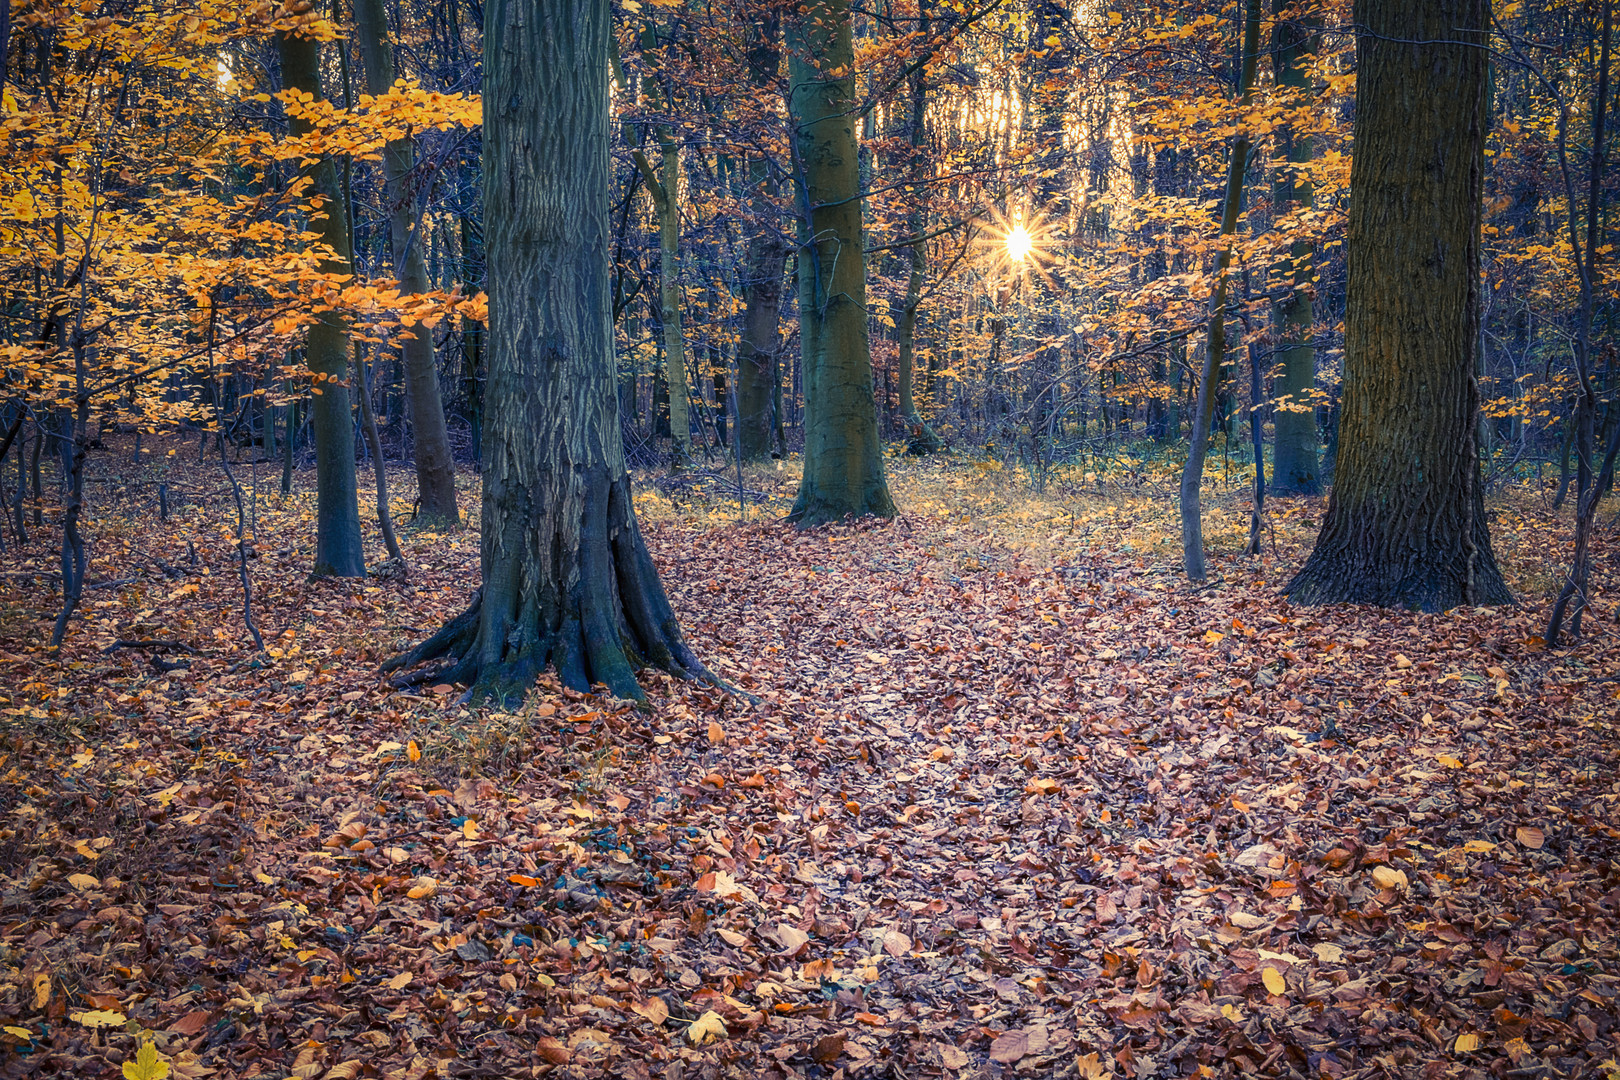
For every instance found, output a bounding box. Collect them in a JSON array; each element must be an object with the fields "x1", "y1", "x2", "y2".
[{"x1": 103, "y1": 639, "x2": 199, "y2": 654}]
